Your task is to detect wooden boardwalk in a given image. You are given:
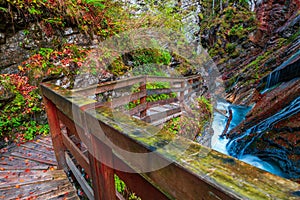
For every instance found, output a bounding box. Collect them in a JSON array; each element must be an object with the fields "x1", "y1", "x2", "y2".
[{"x1": 0, "y1": 136, "x2": 79, "y2": 200}]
